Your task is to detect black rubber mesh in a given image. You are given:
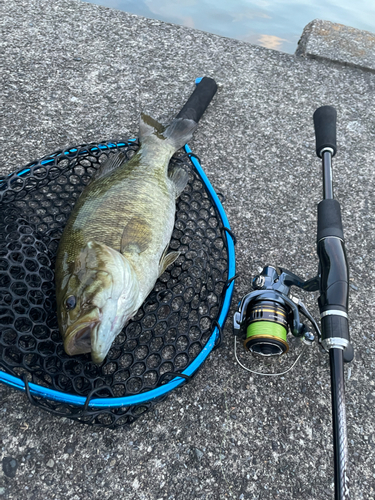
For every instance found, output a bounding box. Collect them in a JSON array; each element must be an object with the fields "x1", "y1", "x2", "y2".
[{"x1": 0, "y1": 140, "x2": 230, "y2": 428}]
